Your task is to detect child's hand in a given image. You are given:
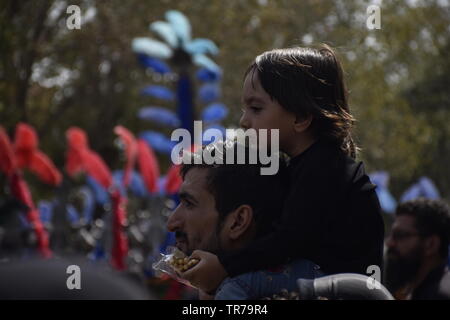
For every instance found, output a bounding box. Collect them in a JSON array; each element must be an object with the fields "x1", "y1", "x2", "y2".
[
  {"x1": 181, "y1": 250, "x2": 228, "y2": 293},
  {"x1": 198, "y1": 290, "x2": 215, "y2": 300}
]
